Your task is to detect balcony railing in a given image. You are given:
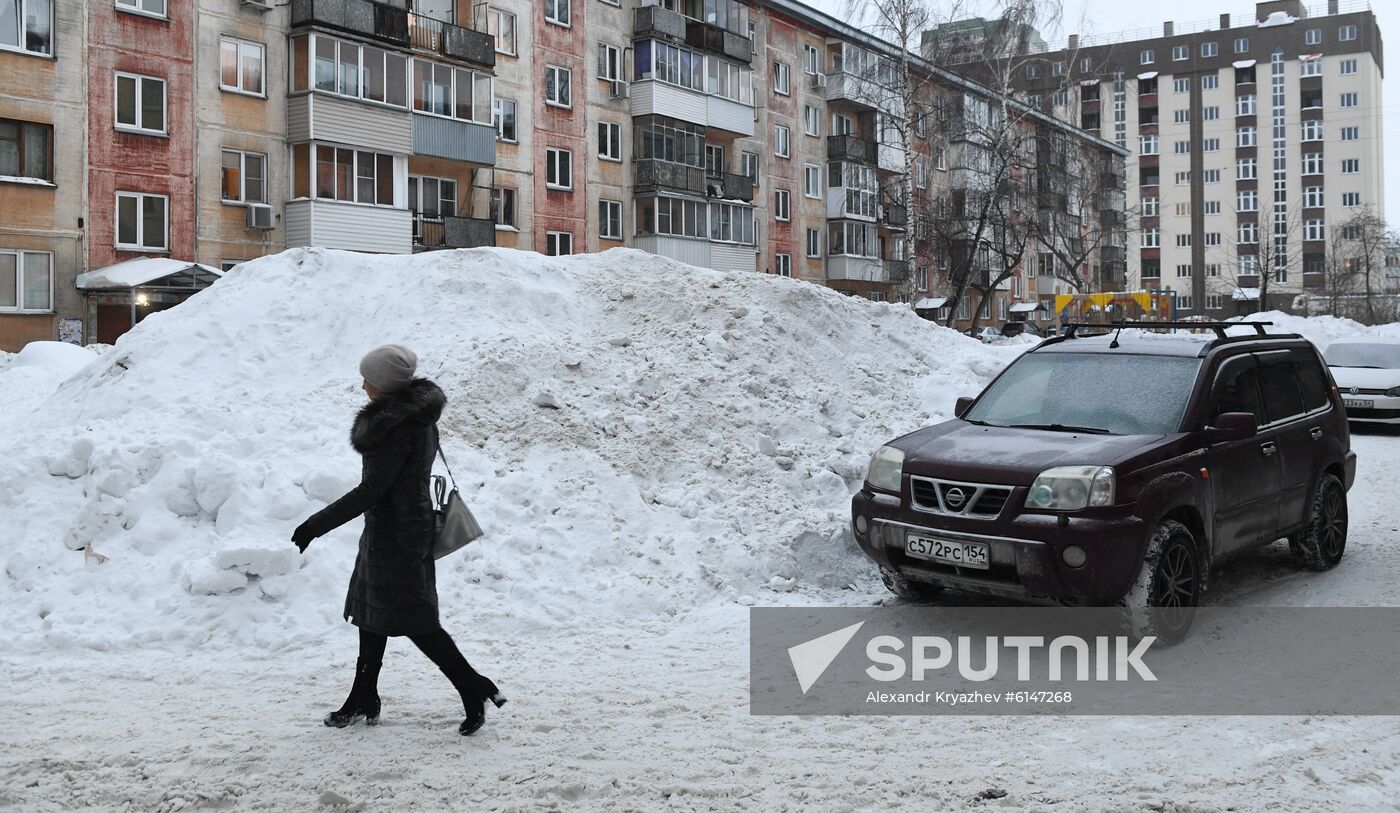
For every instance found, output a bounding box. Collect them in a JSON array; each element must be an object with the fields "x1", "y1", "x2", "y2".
[
  {"x1": 827, "y1": 134, "x2": 876, "y2": 163},
  {"x1": 634, "y1": 4, "x2": 688, "y2": 40},
  {"x1": 414, "y1": 215, "x2": 495, "y2": 250},
  {"x1": 409, "y1": 12, "x2": 495, "y2": 68},
  {"x1": 880, "y1": 203, "x2": 907, "y2": 229},
  {"x1": 291, "y1": 0, "x2": 408, "y2": 47},
  {"x1": 684, "y1": 19, "x2": 753, "y2": 64},
  {"x1": 884, "y1": 259, "x2": 912, "y2": 285},
  {"x1": 718, "y1": 171, "x2": 753, "y2": 202},
  {"x1": 635, "y1": 158, "x2": 706, "y2": 196}
]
